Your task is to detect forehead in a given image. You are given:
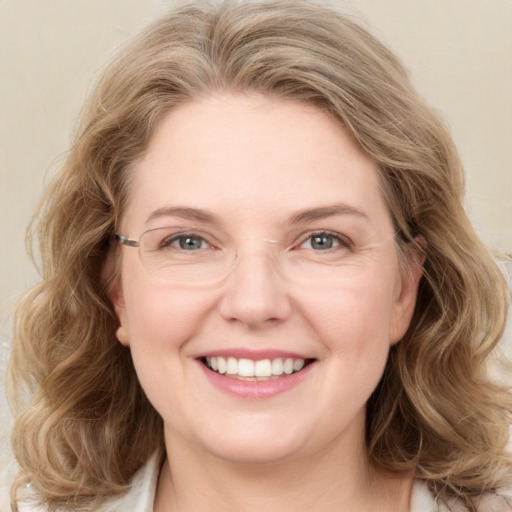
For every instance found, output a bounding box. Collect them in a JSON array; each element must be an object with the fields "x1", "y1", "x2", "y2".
[{"x1": 124, "y1": 93, "x2": 390, "y2": 232}]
